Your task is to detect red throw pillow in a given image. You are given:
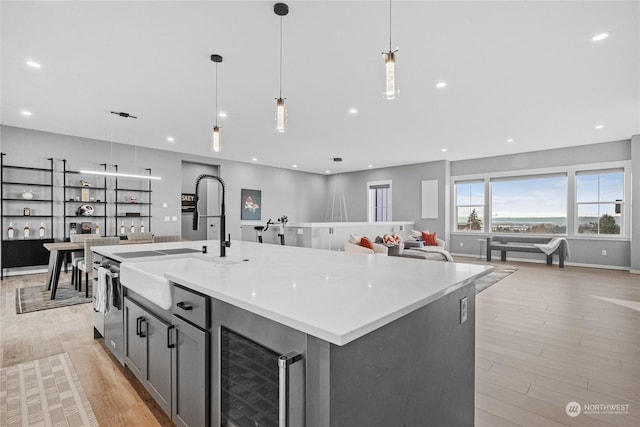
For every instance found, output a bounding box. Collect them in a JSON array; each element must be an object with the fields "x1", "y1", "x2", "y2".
[
  {"x1": 392, "y1": 233, "x2": 403, "y2": 244},
  {"x1": 422, "y1": 231, "x2": 438, "y2": 246},
  {"x1": 360, "y1": 236, "x2": 374, "y2": 250}
]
